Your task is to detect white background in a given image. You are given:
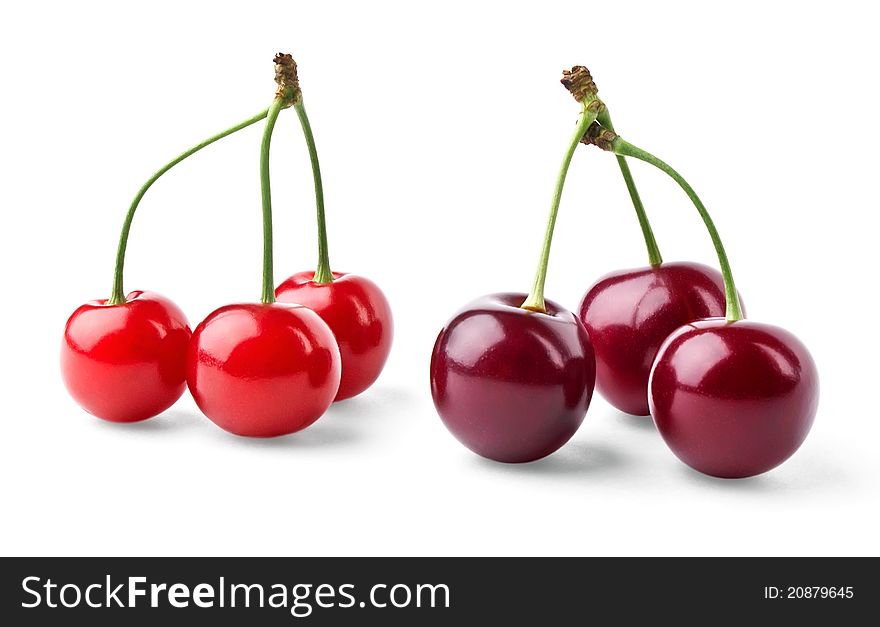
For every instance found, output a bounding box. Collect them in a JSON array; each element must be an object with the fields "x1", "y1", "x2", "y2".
[{"x1": 1, "y1": 0, "x2": 877, "y2": 556}]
